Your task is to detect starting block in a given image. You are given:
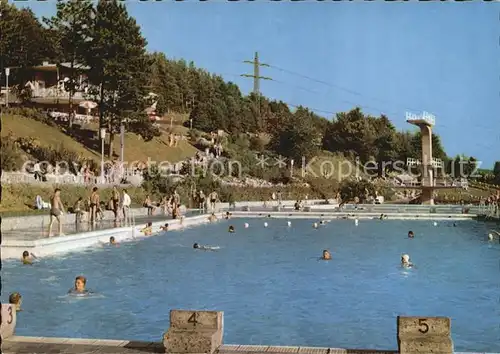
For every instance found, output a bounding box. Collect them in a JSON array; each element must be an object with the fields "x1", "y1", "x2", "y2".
[
  {"x1": 1, "y1": 304, "x2": 17, "y2": 340},
  {"x1": 163, "y1": 310, "x2": 223, "y2": 354},
  {"x1": 397, "y1": 316, "x2": 453, "y2": 354}
]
